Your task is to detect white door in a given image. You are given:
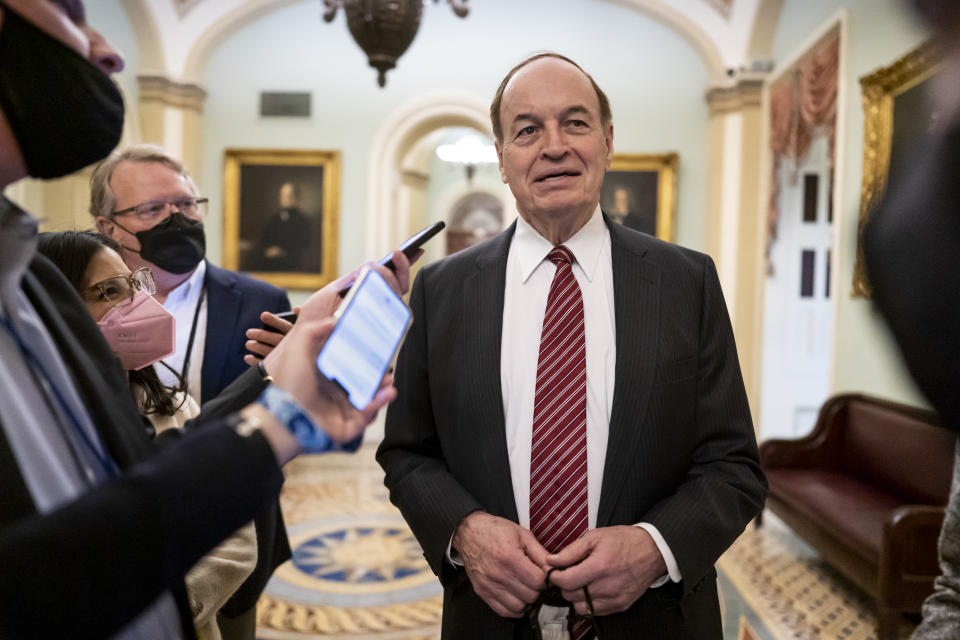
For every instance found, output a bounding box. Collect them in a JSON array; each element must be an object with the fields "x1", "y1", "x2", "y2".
[{"x1": 760, "y1": 134, "x2": 834, "y2": 441}]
